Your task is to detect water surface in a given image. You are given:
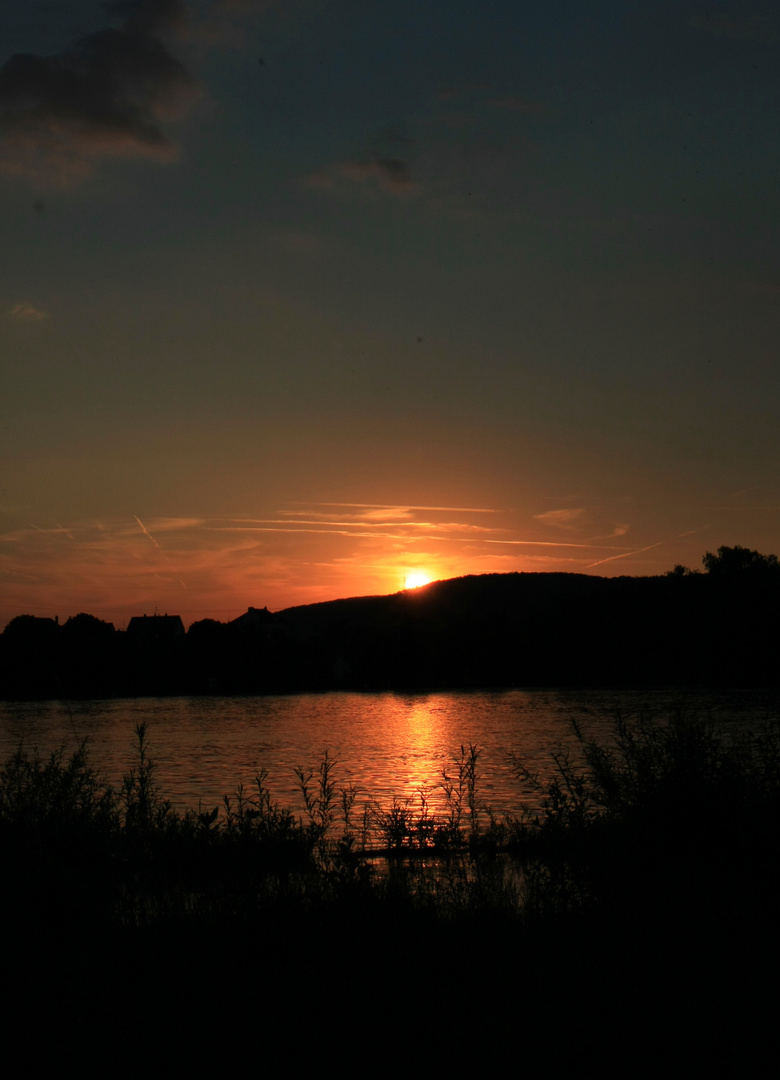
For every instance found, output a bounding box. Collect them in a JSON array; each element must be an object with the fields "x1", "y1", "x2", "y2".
[{"x1": 1, "y1": 688, "x2": 776, "y2": 822}]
